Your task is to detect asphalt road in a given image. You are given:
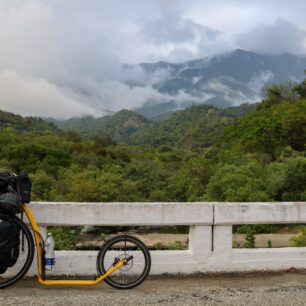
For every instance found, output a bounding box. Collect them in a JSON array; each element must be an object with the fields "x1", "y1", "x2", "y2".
[{"x1": 1, "y1": 272, "x2": 306, "y2": 306}]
